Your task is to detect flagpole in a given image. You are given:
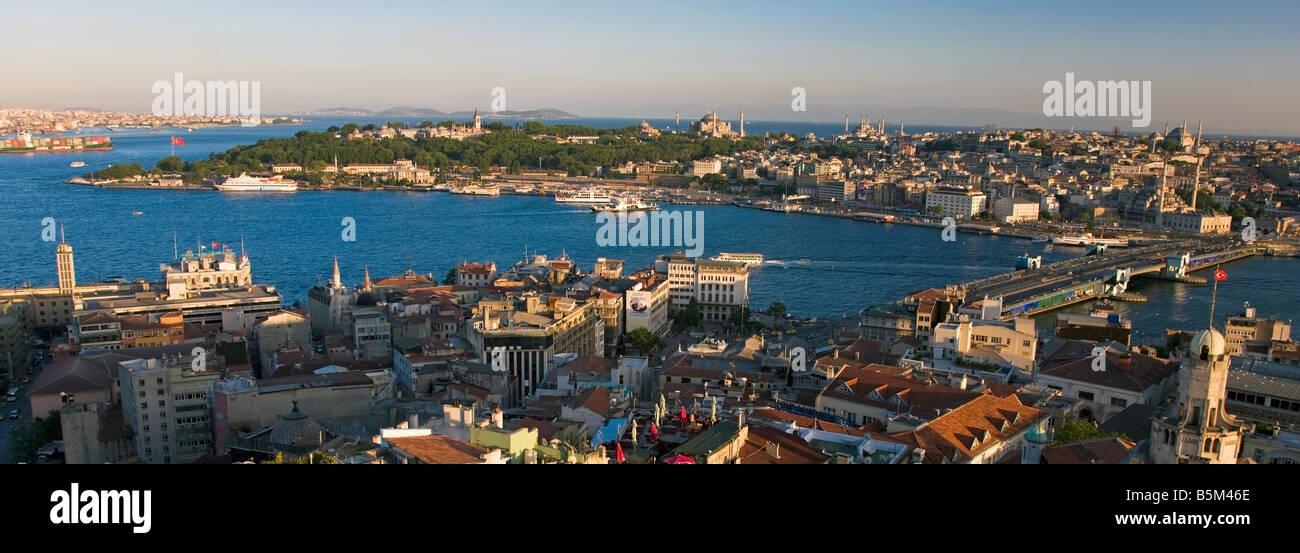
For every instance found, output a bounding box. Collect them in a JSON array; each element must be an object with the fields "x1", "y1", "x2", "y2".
[{"x1": 1209, "y1": 263, "x2": 1220, "y2": 330}]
